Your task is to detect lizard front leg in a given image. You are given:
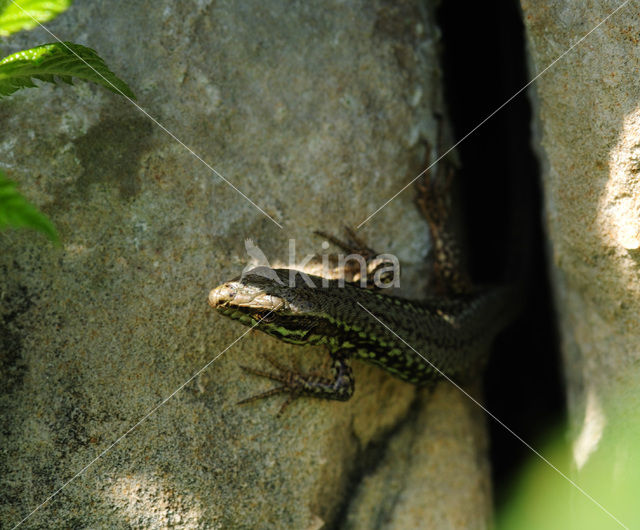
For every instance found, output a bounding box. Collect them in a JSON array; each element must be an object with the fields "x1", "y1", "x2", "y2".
[
  {"x1": 314, "y1": 226, "x2": 395, "y2": 287},
  {"x1": 237, "y1": 351, "x2": 354, "y2": 415}
]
